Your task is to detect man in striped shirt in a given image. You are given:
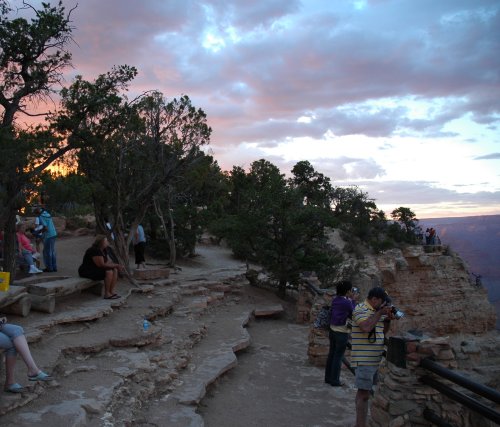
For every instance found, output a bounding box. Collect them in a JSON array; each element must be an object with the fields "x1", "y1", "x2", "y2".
[{"x1": 351, "y1": 287, "x2": 394, "y2": 427}]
